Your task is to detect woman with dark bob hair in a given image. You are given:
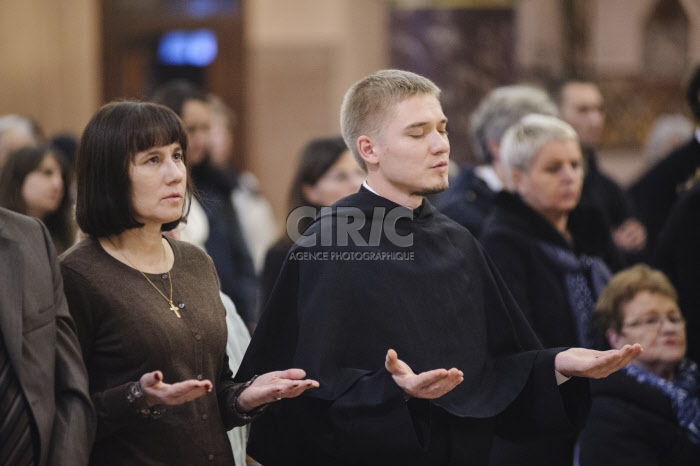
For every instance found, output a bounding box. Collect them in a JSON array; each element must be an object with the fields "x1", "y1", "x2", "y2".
[
  {"x1": 259, "y1": 136, "x2": 363, "y2": 309},
  {"x1": 0, "y1": 145, "x2": 76, "y2": 254},
  {"x1": 60, "y1": 101, "x2": 318, "y2": 465}
]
